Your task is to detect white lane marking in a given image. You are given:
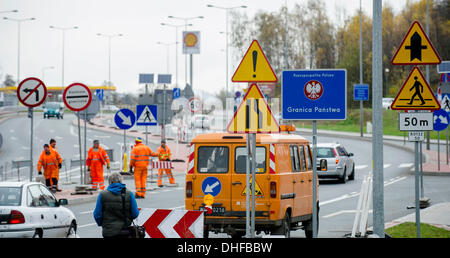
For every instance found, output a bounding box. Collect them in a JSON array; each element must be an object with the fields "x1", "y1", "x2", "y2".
[
  {"x1": 320, "y1": 176, "x2": 407, "y2": 207},
  {"x1": 398, "y1": 163, "x2": 413, "y2": 168},
  {"x1": 384, "y1": 164, "x2": 392, "y2": 169},
  {"x1": 94, "y1": 135, "x2": 111, "y2": 138},
  {"x1": 322, "y1": 209, "x2": 373, "y2": 219},
  {"x1": 10, "y1": 136, "x2": 18, "y2": 140},
  {"x1": 355, "y1": 165, "x2": 368, "y2": 170},
  {"x1": 78, "y1": 223, "x2": 97, "y2": 229},
  {"x1": 79, "y1": 210, "x2": 93, "y2": 215}
]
